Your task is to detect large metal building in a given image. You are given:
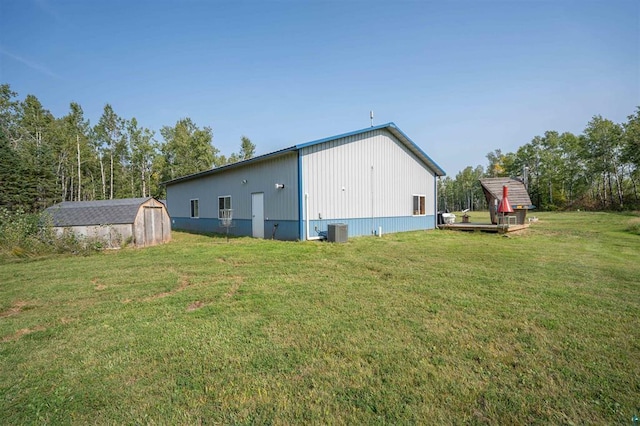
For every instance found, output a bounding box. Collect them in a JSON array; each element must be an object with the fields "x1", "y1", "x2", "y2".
[{"x1": 164, "y1": 123, "x2": 446, "y2": 240}]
